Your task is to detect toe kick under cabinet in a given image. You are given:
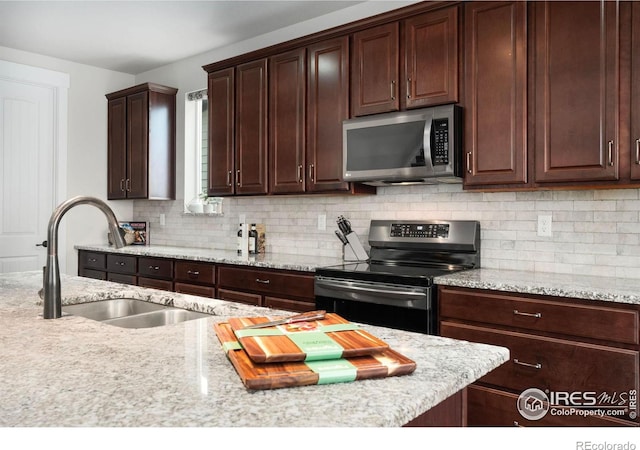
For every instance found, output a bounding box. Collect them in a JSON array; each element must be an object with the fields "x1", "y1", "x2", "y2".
[
  {"x1": 78, "y1": 250, "x2": 314, "y2": 312},
  {"x1": 438, "y1": 286, "x2": 640, "y2": 427}
]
